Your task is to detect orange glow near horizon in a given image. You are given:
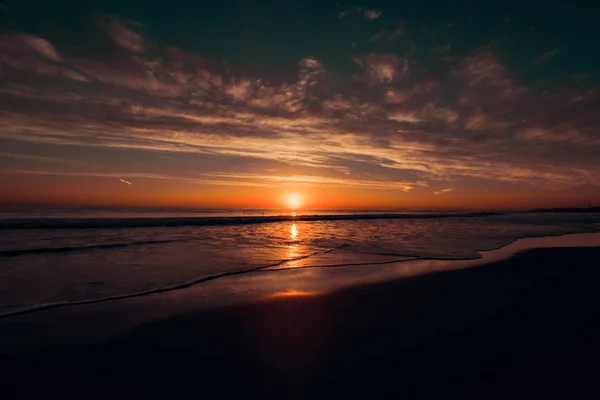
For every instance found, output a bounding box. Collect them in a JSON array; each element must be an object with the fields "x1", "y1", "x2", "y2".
[{"x1": 1, "y1": 172, "x2": 599, "y2": 211}]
